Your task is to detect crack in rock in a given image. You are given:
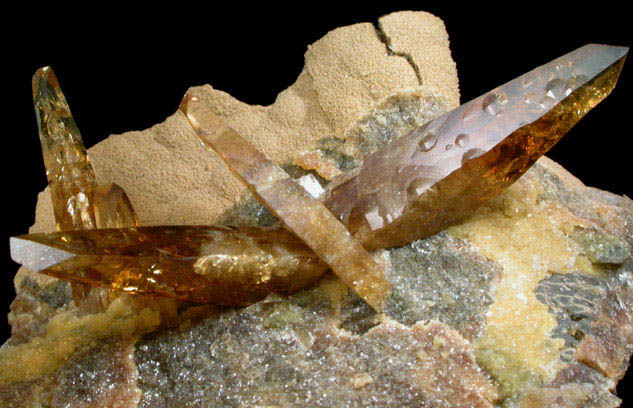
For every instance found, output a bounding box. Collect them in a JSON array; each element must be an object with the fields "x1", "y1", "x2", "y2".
[{"x1": 374, "y1": 23, "x2": 423, "y2": 86}]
